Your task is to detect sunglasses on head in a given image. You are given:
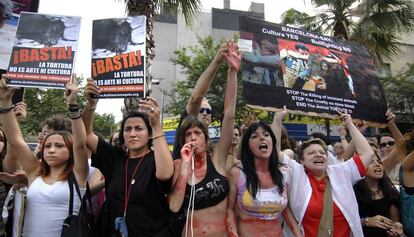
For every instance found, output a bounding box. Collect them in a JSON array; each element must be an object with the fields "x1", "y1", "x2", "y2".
[
  {"x1": 199, "y1": 107, "x2": 211, "y2": 114},
  {"x1": 380, "y1": 141, "x2": 395, "y2": 148}
]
